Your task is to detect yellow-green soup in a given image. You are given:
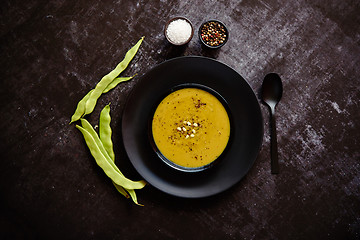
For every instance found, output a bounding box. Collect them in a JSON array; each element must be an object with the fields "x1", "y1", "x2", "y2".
[{"x1": 152, "y1": 88, "x2": 230, "y2": 168}]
